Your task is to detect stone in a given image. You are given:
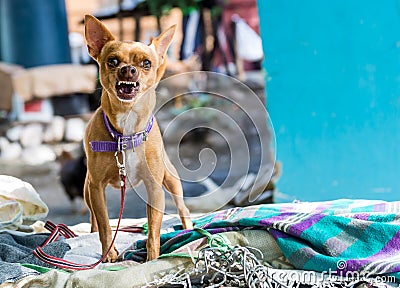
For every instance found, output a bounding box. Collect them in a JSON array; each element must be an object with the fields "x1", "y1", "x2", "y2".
[
  {"x1": 0, "y1": 137, "x2": 8, "y2": 150},
  {"x1": 6, "y1": 125, "x2": 23, "y2": 142},
  {"x1": 43, "y1": 116, "x2": 66, "y2": 143},
  {"x1": 21, "y1": 145, "x2": 56, "y2": 166},
  {"x1": 65, "y1": 118, "x2": 86, "y2": 142},
  {"x1": 0, "y1": 137, "x2": 22, "y2": 161},
  {"x1": 20, "y1": 123, "x2": 43, "y2": 147}
]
